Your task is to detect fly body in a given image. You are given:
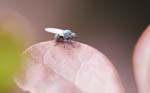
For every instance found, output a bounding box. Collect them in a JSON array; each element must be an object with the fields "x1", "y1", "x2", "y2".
[{"x1": 45, "y1": 28, "x2": 76, "y2": 43}]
